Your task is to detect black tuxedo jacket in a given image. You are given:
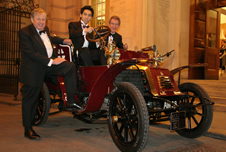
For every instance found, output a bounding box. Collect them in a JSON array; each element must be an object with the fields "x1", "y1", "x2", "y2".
[
  {"x1": 106, "y1": 32, "x2": 124, "y2": 49},
  {"x1": 68, "y1": 21, "x2": 87, "y2": 49},
  {"x1": 19, "y1": 24, "x2": 64, "y2": 87}
]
